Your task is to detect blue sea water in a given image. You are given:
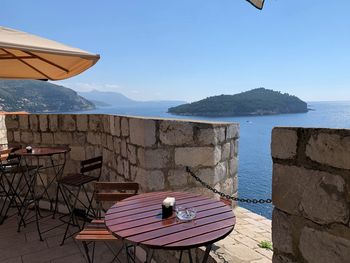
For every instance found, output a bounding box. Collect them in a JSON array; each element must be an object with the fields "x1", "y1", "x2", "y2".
[{"x1": 78, "y1": 101, "x2": 350, "y2": 219}]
